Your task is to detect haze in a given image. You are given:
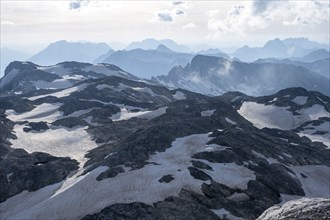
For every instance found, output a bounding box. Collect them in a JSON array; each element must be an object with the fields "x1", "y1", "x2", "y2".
[{"x1": 1, "y1": 0, "x2": 329, "y2": 53}]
